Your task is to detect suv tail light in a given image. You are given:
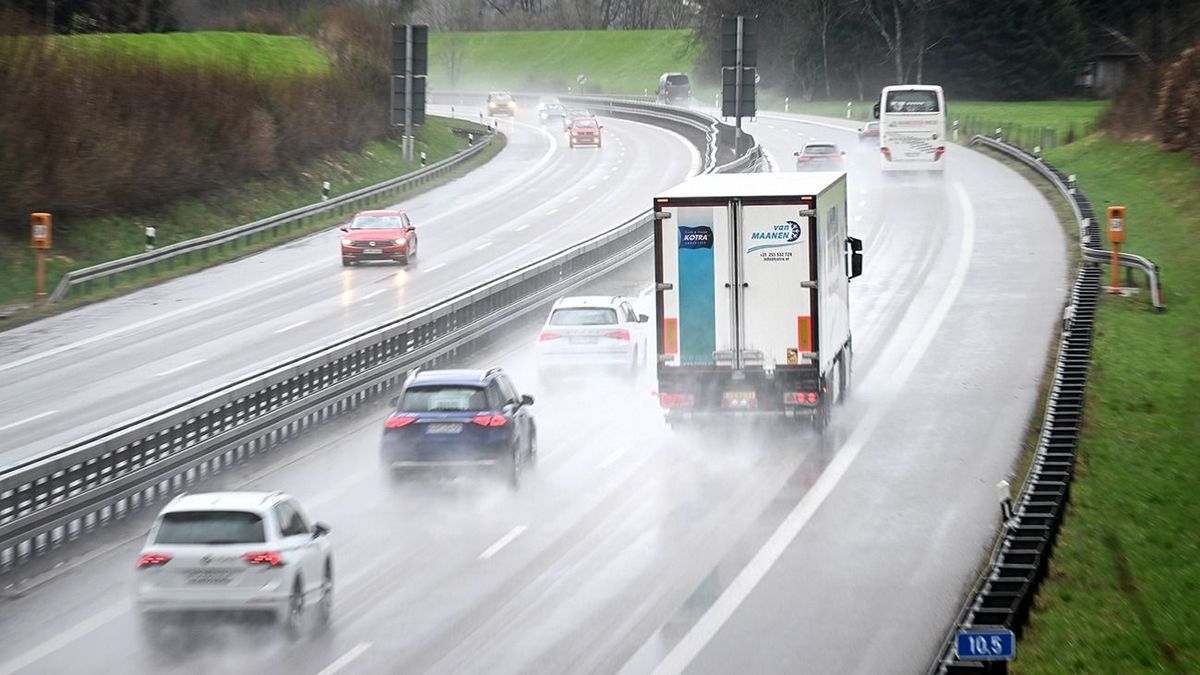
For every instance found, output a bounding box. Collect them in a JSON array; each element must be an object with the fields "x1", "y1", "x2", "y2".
[
  {"x1": 472, "y1": 415, "x2": 508, "y2": 427},
  {"x1": 385, "y1": 415, "x2": 417, "y2": 428},
  {"x1": 605, "y1": 329, "x2": 630, "y2": 341},
  {"x1": 137, "y1": 553, "x2": 173, "y2": 569},
  {"x1": 796, "y1": 155, "x2": 811, "y2": 162},
  {"x1": 538, "y1": 331, "x2": 562, "y2": 342},
  {"x1": 881, "y1": 146, "x2": 892, "y2": 160},
  {"x1": 244, "y1": 551, "x2": 285, "y2": 566}
]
